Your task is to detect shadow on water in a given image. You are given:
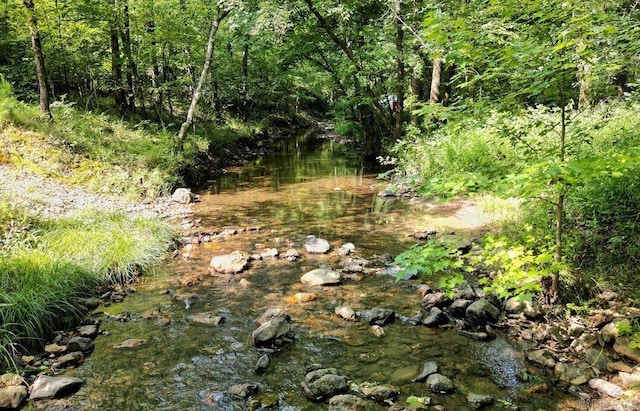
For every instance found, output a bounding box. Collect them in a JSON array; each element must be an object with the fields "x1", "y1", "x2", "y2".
[{"x1": 62, "y1": 130, "x2": 582, "y2": 410}]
